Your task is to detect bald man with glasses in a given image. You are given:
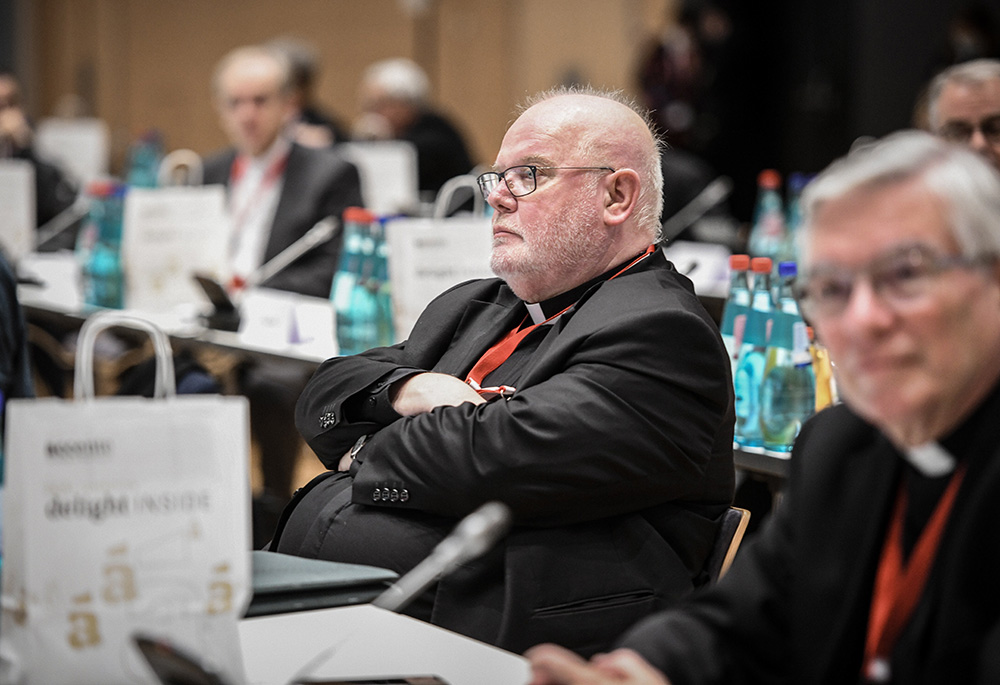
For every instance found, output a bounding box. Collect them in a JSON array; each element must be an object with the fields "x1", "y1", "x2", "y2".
[
  {"x1": 272, "y1": 87, "x2": 735, "y2": 656},
  {"x1": 928, "y1": 58, "x2": 1000, "y2": 170}
]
